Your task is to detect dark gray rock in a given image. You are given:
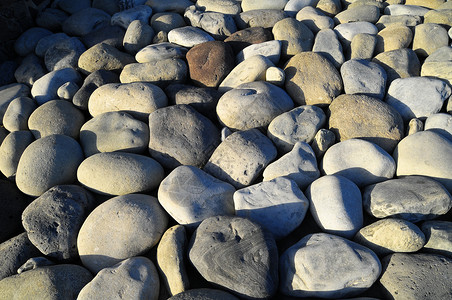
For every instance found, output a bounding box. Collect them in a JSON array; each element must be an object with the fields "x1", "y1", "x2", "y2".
[
  {"x1": 35, "y1": 8, "x2": 69, "y2": 32},
  {"x1": 0, "y1": 61, "x2": 18, "y2": 86},
  {"x1": 81, "y1": 25, "x2": 126, "y2": 50},
  {"x1": 0, "y1": 181, "x2": 30, "y2": 243},
  {"x1": 62, "y1": 8, "x2": 111, "y2": 36},
  {"x1": 14, "y1": 54, "x2": 46, "y2": 87},
  {"x1": 57, "y1": 0, "x2": 91, "y2": 14},
  {"x1": 44, "y1": 37, "x2": 86, "y2": 72},
  {"x1": 22, "y1": 185, "x2": 95, "y2": 260},
  {"x1": 168, "y1": 289, "x2": 239, "y2": 300},
  {"x1": 14, "y1": 27, "x2": 53, "y2": 57},
  {"x1": 35, "y1": 33, "x2": 70, "y2": 58},
  {"x1": 189, "y1": 216, "x2": 279, "y2": 299},
  {"x1": 148, "y1": 105, "x2": 220, "y2": 169}
]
